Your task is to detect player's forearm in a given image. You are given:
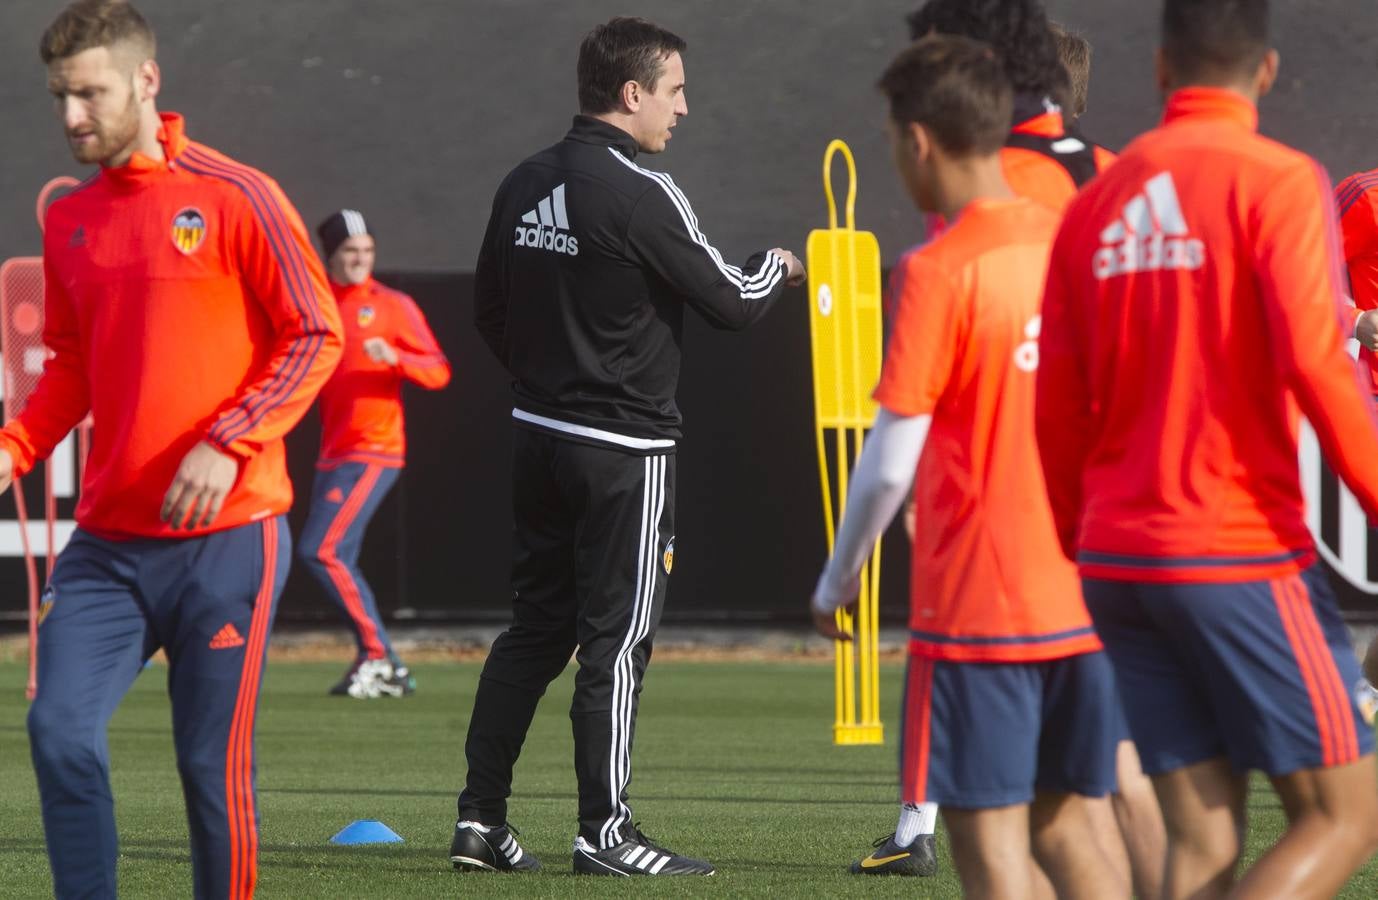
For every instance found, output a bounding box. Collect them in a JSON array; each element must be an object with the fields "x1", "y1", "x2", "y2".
[
  {"x1": 209, "y1": 325, "x2": 343, "y2": 458},
  {"x1": 397, "y1": 352, "x2": 451, "y2": 389},
  {"x1": 0, "y1": 365, "x2": 91, "y2": 475},
  {"x1": 687, "y1": 251, "x2": 789, "y2": 332},
  {"x1": 812, "y1": 410, "x2": 929, "y2": 613}
]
